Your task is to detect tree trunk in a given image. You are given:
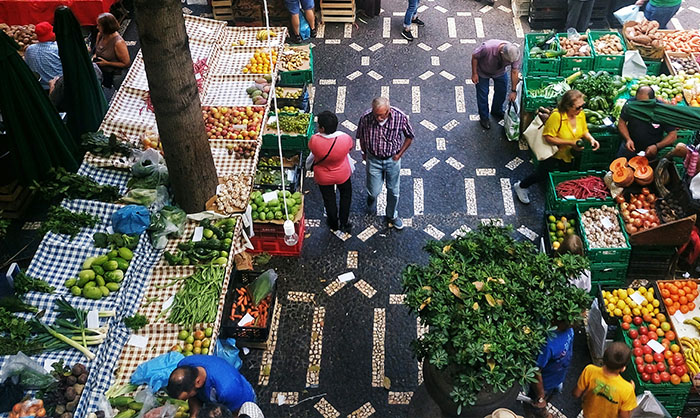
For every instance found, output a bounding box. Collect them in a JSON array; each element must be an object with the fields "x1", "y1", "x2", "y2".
[{"x1": 132, "y1": 0, "x2": 218, "y2": 213}]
